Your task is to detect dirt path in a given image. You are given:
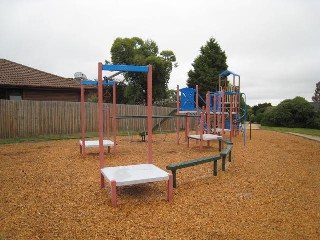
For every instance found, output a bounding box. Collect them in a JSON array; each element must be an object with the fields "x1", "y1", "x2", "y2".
[
  {"x1": 287, "y1": 132, "x2": 320, "y2": 142},
  {"x1": 245, "y1": 123, "x2": 320, "y2": 142},
  {"x1": 0, "y1": 130, "x2": 319, "y2": 239}
]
